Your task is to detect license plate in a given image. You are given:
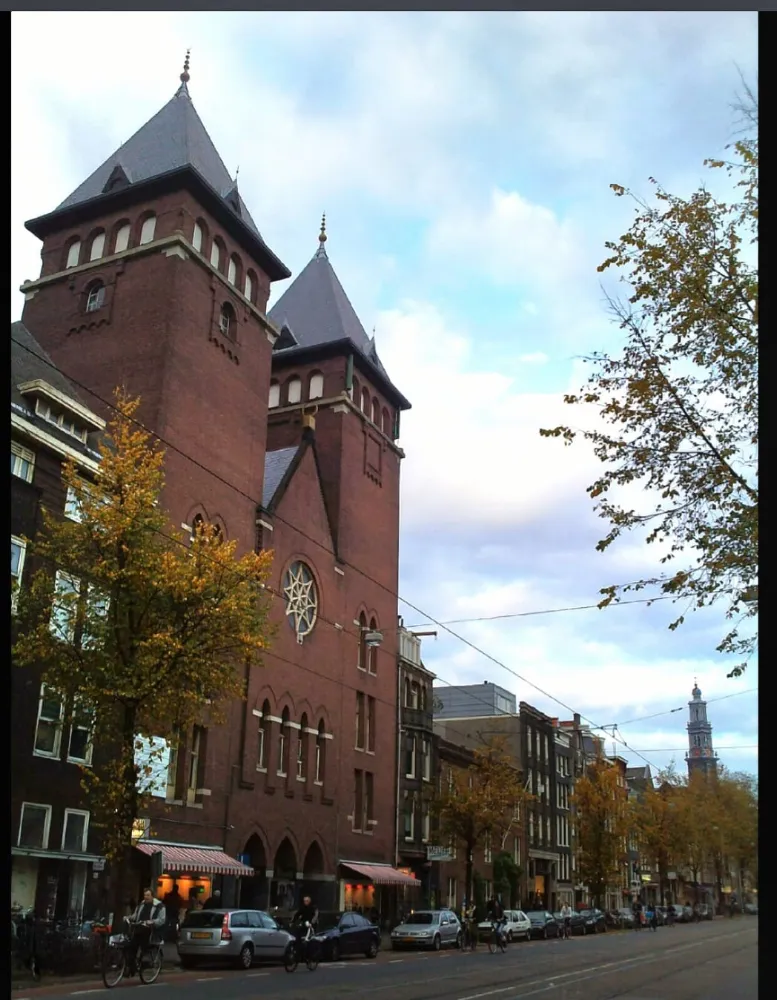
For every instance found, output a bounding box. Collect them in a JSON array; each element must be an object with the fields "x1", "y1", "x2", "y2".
[
  {"x1": 403, "y1": 937, "x2": 415, "y2": 943},
  {"x1": 191, "y1": 932, "x2": 212, "y2": 940}
]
